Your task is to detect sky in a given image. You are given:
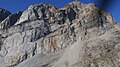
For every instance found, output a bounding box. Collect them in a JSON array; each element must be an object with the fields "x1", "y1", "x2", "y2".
[{"x1": 0, "y1": 0, "x2": 120, "y2": 23}]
